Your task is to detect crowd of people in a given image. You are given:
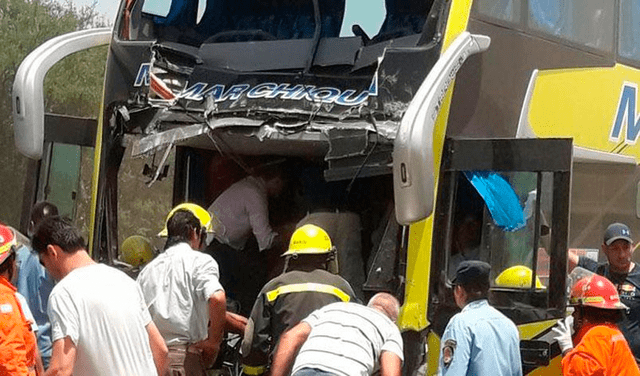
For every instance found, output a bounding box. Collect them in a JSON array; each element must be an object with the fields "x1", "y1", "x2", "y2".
[{"x1": 2, "y1": 195, "x2": 640, "y2": 376}]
